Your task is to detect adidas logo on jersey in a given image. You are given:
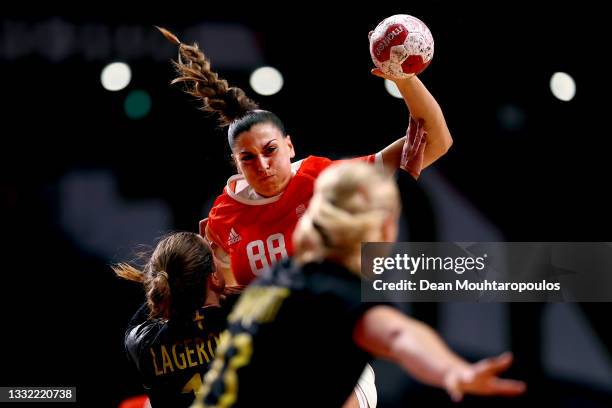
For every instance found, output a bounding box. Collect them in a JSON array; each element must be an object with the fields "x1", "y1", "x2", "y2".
[{"x1": 228, "y1": 228, "x2": 242, "y2": 246}]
